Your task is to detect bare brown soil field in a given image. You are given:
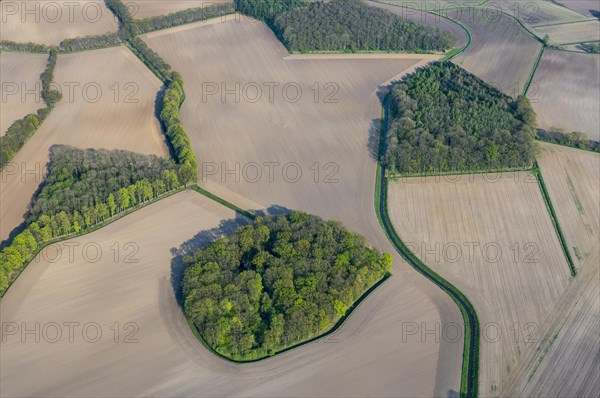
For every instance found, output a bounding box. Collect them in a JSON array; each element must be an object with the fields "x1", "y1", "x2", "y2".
[
  {"x1": 530, "y1": 50, "x2": 600, "y2": 140},
  {"x1": 388, "y1": 172, "x2": 572, "y2": 397},
  {"x1": 556, "y1": 0, "x2": 600, "y2": 18},
  {"x1": 0, "y1": 1, "x2": 118, "y2": 46},
  {"x1": 0, "y1": 190, "x2": 461, "y2": 397},
  {"x1": 534, "y1": 20, "x2": 600, "y2": 44},
  {"x1": 131, "y1": 0, "x2": 232, "y2": 19},
  {"x1": 365, "y1": 1, "x2": 469, "y2": 49},
  {"x1": 0, "y1": 46, "x2": 168, "y2": 242},
  {"x1": 451, "y1": 8, "x2": 543, "y2": 96},
  {"x1": 499, "y1": 144, "x2": 600, "y2": 397},
  {"x1": 0, "y1": 52, "x2": 47, "y2": 135},
  {"x1": 494, "y1": 0, "x2": 588, "y2": 25},
  {"x1": 537, "y1": 144, "x2": 600, "y2": 272},
  {"x1": 141, "y1": 18, "x2": 464, "y2": 395}
]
